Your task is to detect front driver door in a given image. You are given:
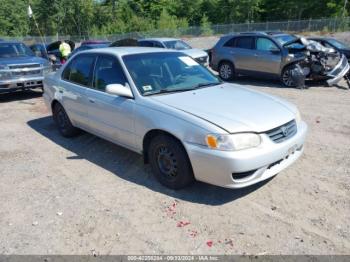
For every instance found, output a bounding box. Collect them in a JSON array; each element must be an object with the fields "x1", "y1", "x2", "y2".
[
  {"x1": 85, "y1": 54, "x2": 136, "y2": 150},
  {"x1": 253, "y1": 37, "x2": 282, "y2": 75}
]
